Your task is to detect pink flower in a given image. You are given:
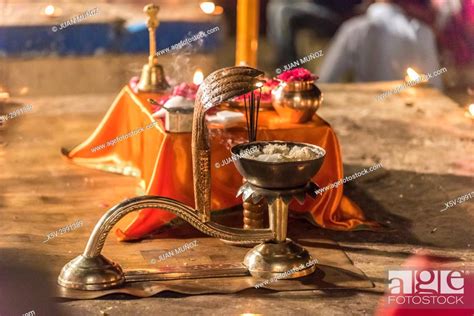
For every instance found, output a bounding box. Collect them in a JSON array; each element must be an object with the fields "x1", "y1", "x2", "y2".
[
  {"x1": 129, "y1": 76, "x2": 140, "y2": 93},
  {"x1": 172, "y1": 83, "x2": 198, "y2": 100},
  {"x1": 277, "y1": 68, "x2": 318, "y2": 82}
]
